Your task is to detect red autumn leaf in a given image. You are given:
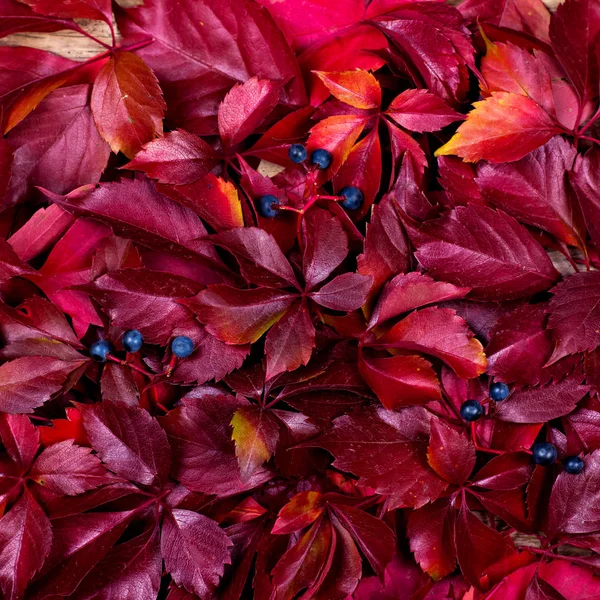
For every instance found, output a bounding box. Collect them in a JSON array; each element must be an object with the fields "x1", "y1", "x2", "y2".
[
  {"x1": 231, "y1": 405, "x2": 280, "y2": 481},
  {"x1": 427, "y1": 419, "x2": 476, "y2": 484},
  {"x1": 571, "y1": 149, "x2": 600, "y2": 251},
  {"x1": 100, "y1": 361, "x2": 139, "y2": 405},
  {"x1": 272, "y1": 491, "x2": 325, "y2": 535},
  {"x1": 161, "y1": 508, "x2": 233, "y2": 598},
  {"x1": 358, "y1": 352, "x2": 441, "y2": 409},
  {"x1": 28, "y1": 440, "x2": 117, "y2": 495},
  {"x1": 91, "y1": 52, "x2": 166, "y2": 158},
  {"x1": 184, "y1": 286, "x2": 295, "y2": 345},
  {"x1": 0, "y1": 489, "x2": 52, "y2": 600},
  {"x1": 160, "y1": 391, "x2": 272, "y2": 496},
  {"x1": 407, "y1": 499, "x2": 456, "y2": 580},
  {"x1": 158, "y1": 173, "x2": 244, "y2": 231},
  {"x1": 357, "y1": 194, "x2": 410, "y2": 295},
  {"x1": 116, "y1": 0, "x2": 304, "y2": 135},
  {"x1": 377, "y1": 307, "x2": 487, "y2": 380},
  {"x1": 306, "y1": 407, "x2": 448, "y2": 509},
  {"x1": 525, "y1": 573, "x2": 568, "y2": 600},
  {"x1": 0, "y1": 46, "x2": 81, "y2": 133},
  {"x1": 6, "y1": 85, "x2": 110, "y2": 208},
  {"x1": 124, "y1": 129, "x2": 220, "y2": 185},
  {"x1": 302, "y1": 208, "x2": 348, "y2": 290},
  {"x1": 476, "y1": 137, "x2": 584, "y2": 248},
  {"x1": 459, "y1": 0, "x2": 550, "y2": 42},
  {"x1": 471, "y1": 452, "x2": 534, "y2": 490},
  {"x1": 435, "y1": 93, "x2": 561, "y2": 162},
  {"x1": 547, "y1": 271, "x2": 600, "y2": 364},
  {"x1": 496, "y1": 377, "x2": 590, "y2": 423},
  {"x1": 83, "y1": 269, "x2": 202, "y2": 345},
  {"x1": 486, "y1": 304, "x2": 555, "y2": 386},
  {"x1": 17, "y1": 0, "x2": 112, "y2": 23},
  {"x1": 38, "y1": 407, "x2": 87, "y2": 447},
  {"x1": 80, "y1": 401, "x2": 171, "y2": 487},
  {"x1": 479, "y1": 39, "x2": 556, "y2": 116},
  {"x1": 7, "y1": 204, "x2": 74, "y2": 262},
  {"x1": 454, "y1": 500, "x2": 515, "y2": 588},
  {"x1": 0, "y1": 413, "x2": 39, "y2": 472},
  {"x1": 30, "y1": 509, "x2": 136, "y2": 597},
  {"x1": 68, "y1": 524, "x2": 162, "y2": 600},
  {"x1": 385, "y1": 88, "x2": 464, "y2": 132},
  {"x1": 218, "y1": 77, "x2": 280, "y2": 150},
  {"x1": 0, "y1": 0, "x2": 76, "y2": 38},
  {"x1": 407, "y1": 205, "x2": 559, "y2": 300},
  {"x1": 549, "y1": 449, "x2": 600, "y2": 534},
  {"x1": 333, "y1": 126, "x2": 383, "y2": 217},
  {"x1": 548, "y1": 0, "x2": 600, "y2": 107},
  {"x1": 0, "y1": 238, "x2": 36, "y2": 282},
  {"x1": 369, "y1": 272, "x2": 470, "y2": 329},
  {"x1": 0, "y1": 356, "x2": 86, "y2": 413},
  {"x1": 42, "y1": 178, "x2": 226, "y2": 273},
  {"x1": 309, "y1": 273, "x2": 373, "y2": 311},
  {"x1": 264, "y1": 299, "x2": 315, "y2": 380}
]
